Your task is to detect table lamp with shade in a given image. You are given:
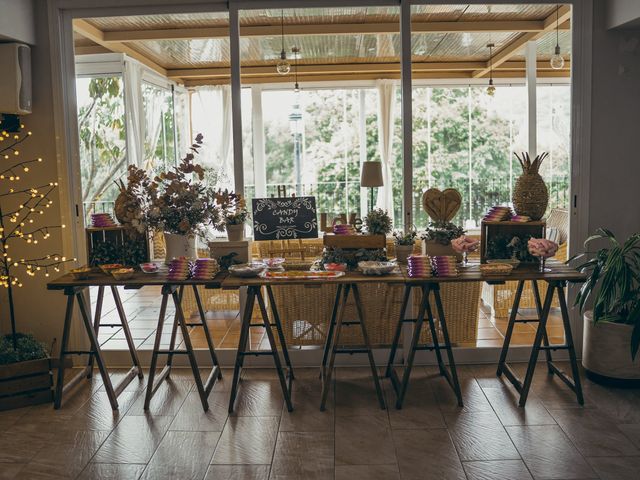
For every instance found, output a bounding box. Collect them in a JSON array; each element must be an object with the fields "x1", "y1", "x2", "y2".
[{"x1": 361, "y1": 161, "x2": 383, "y2": 212}]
